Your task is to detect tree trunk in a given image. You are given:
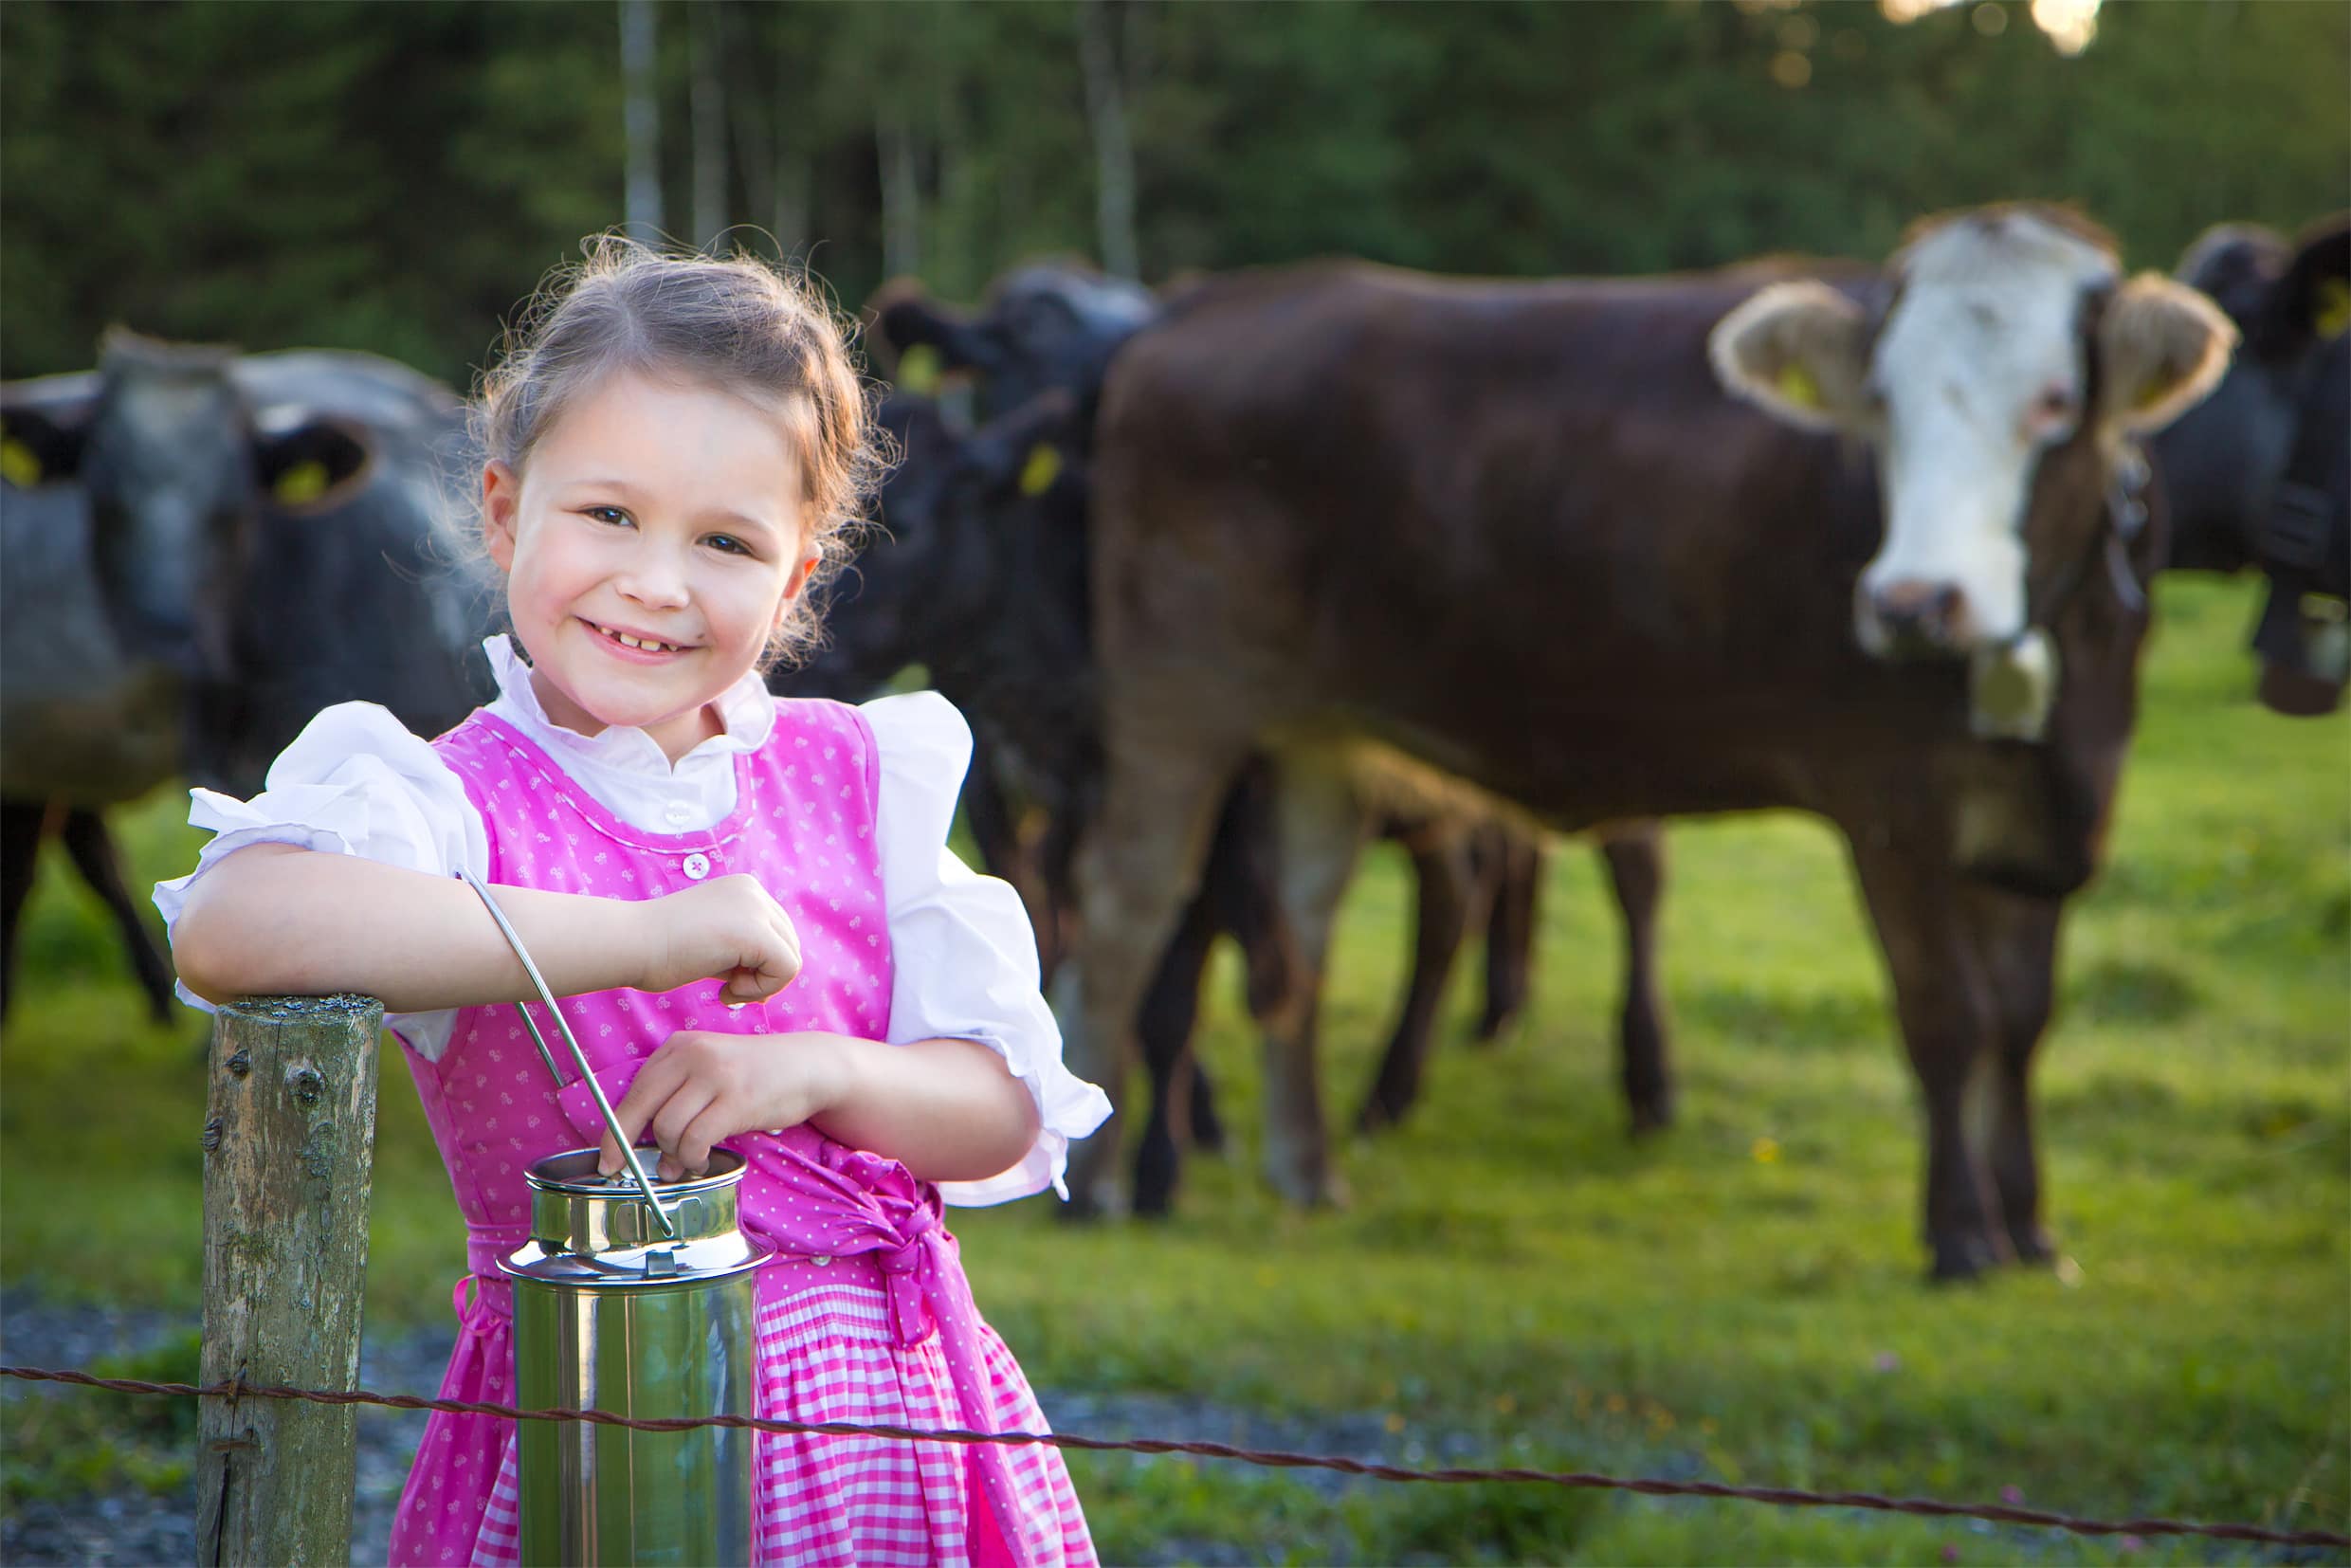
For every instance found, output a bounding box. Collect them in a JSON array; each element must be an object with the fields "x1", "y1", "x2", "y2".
[
  {"x1": 690, "y1": 0, "x2": 730, "y2": 248},
  {"x1": 196, "y1": 994, "x2": 382, "y2": 1568},
  {"x1": 878, "y1": 115, "x2": 921, "y2": 279},
  {"x1": 620, "y1": 0, "x2": 665, "y2": 243},
  {"x1": 1079, "y1": 0, "x2": 1140, "y2": 280}
]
